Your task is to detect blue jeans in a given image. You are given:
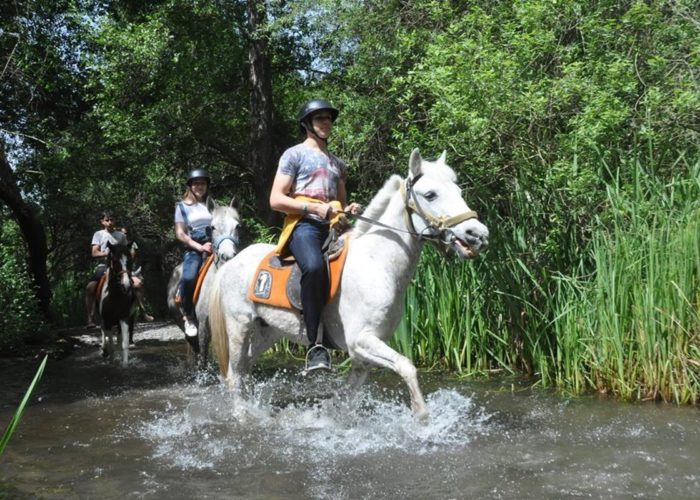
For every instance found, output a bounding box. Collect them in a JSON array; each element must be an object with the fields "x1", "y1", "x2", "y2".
[
  {"x1": 179, "y1": 249, "x2": 204, "y2": 317},
  {"x1": 288, "y1": 218, "x2": 330, "y2": 345}
]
